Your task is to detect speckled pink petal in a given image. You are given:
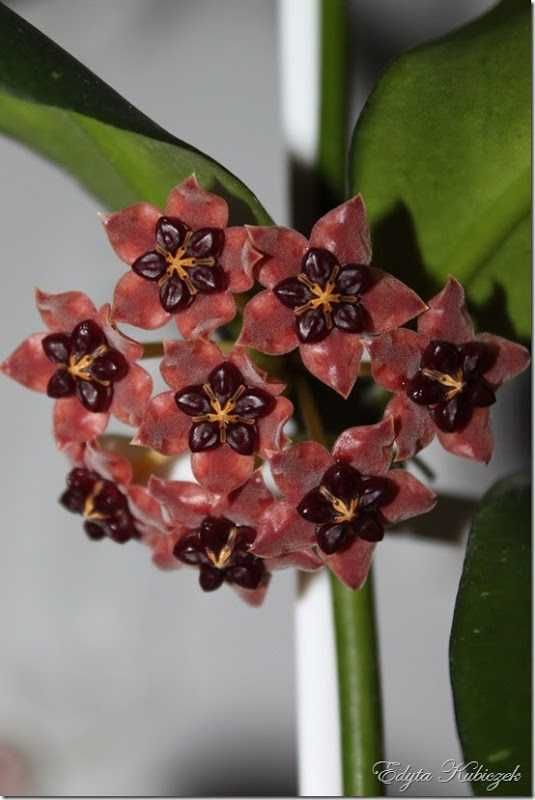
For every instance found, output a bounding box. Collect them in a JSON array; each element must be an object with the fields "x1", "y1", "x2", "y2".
[
  {"x1": 97, "y1": 304, "x2": 144, "y2": 361},
  {"x1": 436, "y1": 407, "x2": 494, "y2": 463},
  {"x1": 84, "y1": 441, "x2": 133, "y2": 485},
  {"x1": 266, "y1": 548, "x2": 323, "y2": 572},
  {"x1": 53, "y1": 397, "x2": 108, "y2": 449},
  {"x1": 477, "y1": 333, "x2": 530, "y2": 386},
  {"x1": 385, "y1": 394, "x2": 435, "y2": 462},
  {"x1": 258, "y1": 396, "x2": 294, "y2": 458},
  {"x1": 238, "y1": 290, "x2": 299, "y2": 355},
  {"x1": 175, "y1": 291, "x2": 236, "y2": 340},
  {"x1": 149, "y1": 476, "x2": 214, "y2": 527},
  {"x1": 362, "y1": 269, "x2": 427, "y2": 332},
  {"x1": 254, "y1": 501, "x2": 316, "y2": 557},
  {"x1": 333, "y1": 416, "x2": 395, "y2": 476},
  {"x1": 382, "y1": 469, "x2": 436, "y2": 524},
  {"x1": 269, "y1": 441, "x2": 333, "y2": 503},
  {"x1": 220, "y1": 227, "x2": 259, "y2": 291},
  {"x1": 246, "y1": 226, "x2": 308, "y2": 288},
  {"x1": 418, "y1": 277, "x2": 475, "y2": 343},
  {"x1": 148, "y1": 530, "x2": 183, "y2": 571},
  {"x1": 229, "y1": 347, "x2": 285, "y2": 396},
  {"x1": 111, "y1": 363, "x2": 153, "y2": 427},
  {"x1": 300, "y1": 328, "x2": 363, "y2": 398},
  {"x1": 101, "y1": 202, "x2": 161, "y2": 264},
  {"x1": 309, "y1": 195, "x2": 371, "y2": 265},
  {"x1": 35, "y1": 288, "x2": 98, "y2": 332},
  {"x1": 1, "y1": 333, "x2": 54, "y2": 392},
  {"x1": 323, "y1": 538, "x2": 375, "y2": 590},
  {"x1": 224, "y1": 470, "x2": 274, "y2": 526},
  {"x1": 165, "y1": 175, "x2": 229, "y2": 229},
  {"x1": 369, "y1": 329, "x2": 427, "y2": 391},
  {"x1": 127, "y1": 484, "x2": 167, "y2": 531},
  {"x1": 192, "y1": 446, "x2": 254, "y2": 495},
  {"x1": 160, "y1": 338, "x2": 222, "y2": 390},
  {"x1": 112, "y1": 272, "x2": 170, "y2": 330},
  {"x1": 132, "y1": 391, "x2": 190, "y2": 455},
  {"x1": 231, "y1": 574, "x2": 271, "y2": 607}
]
